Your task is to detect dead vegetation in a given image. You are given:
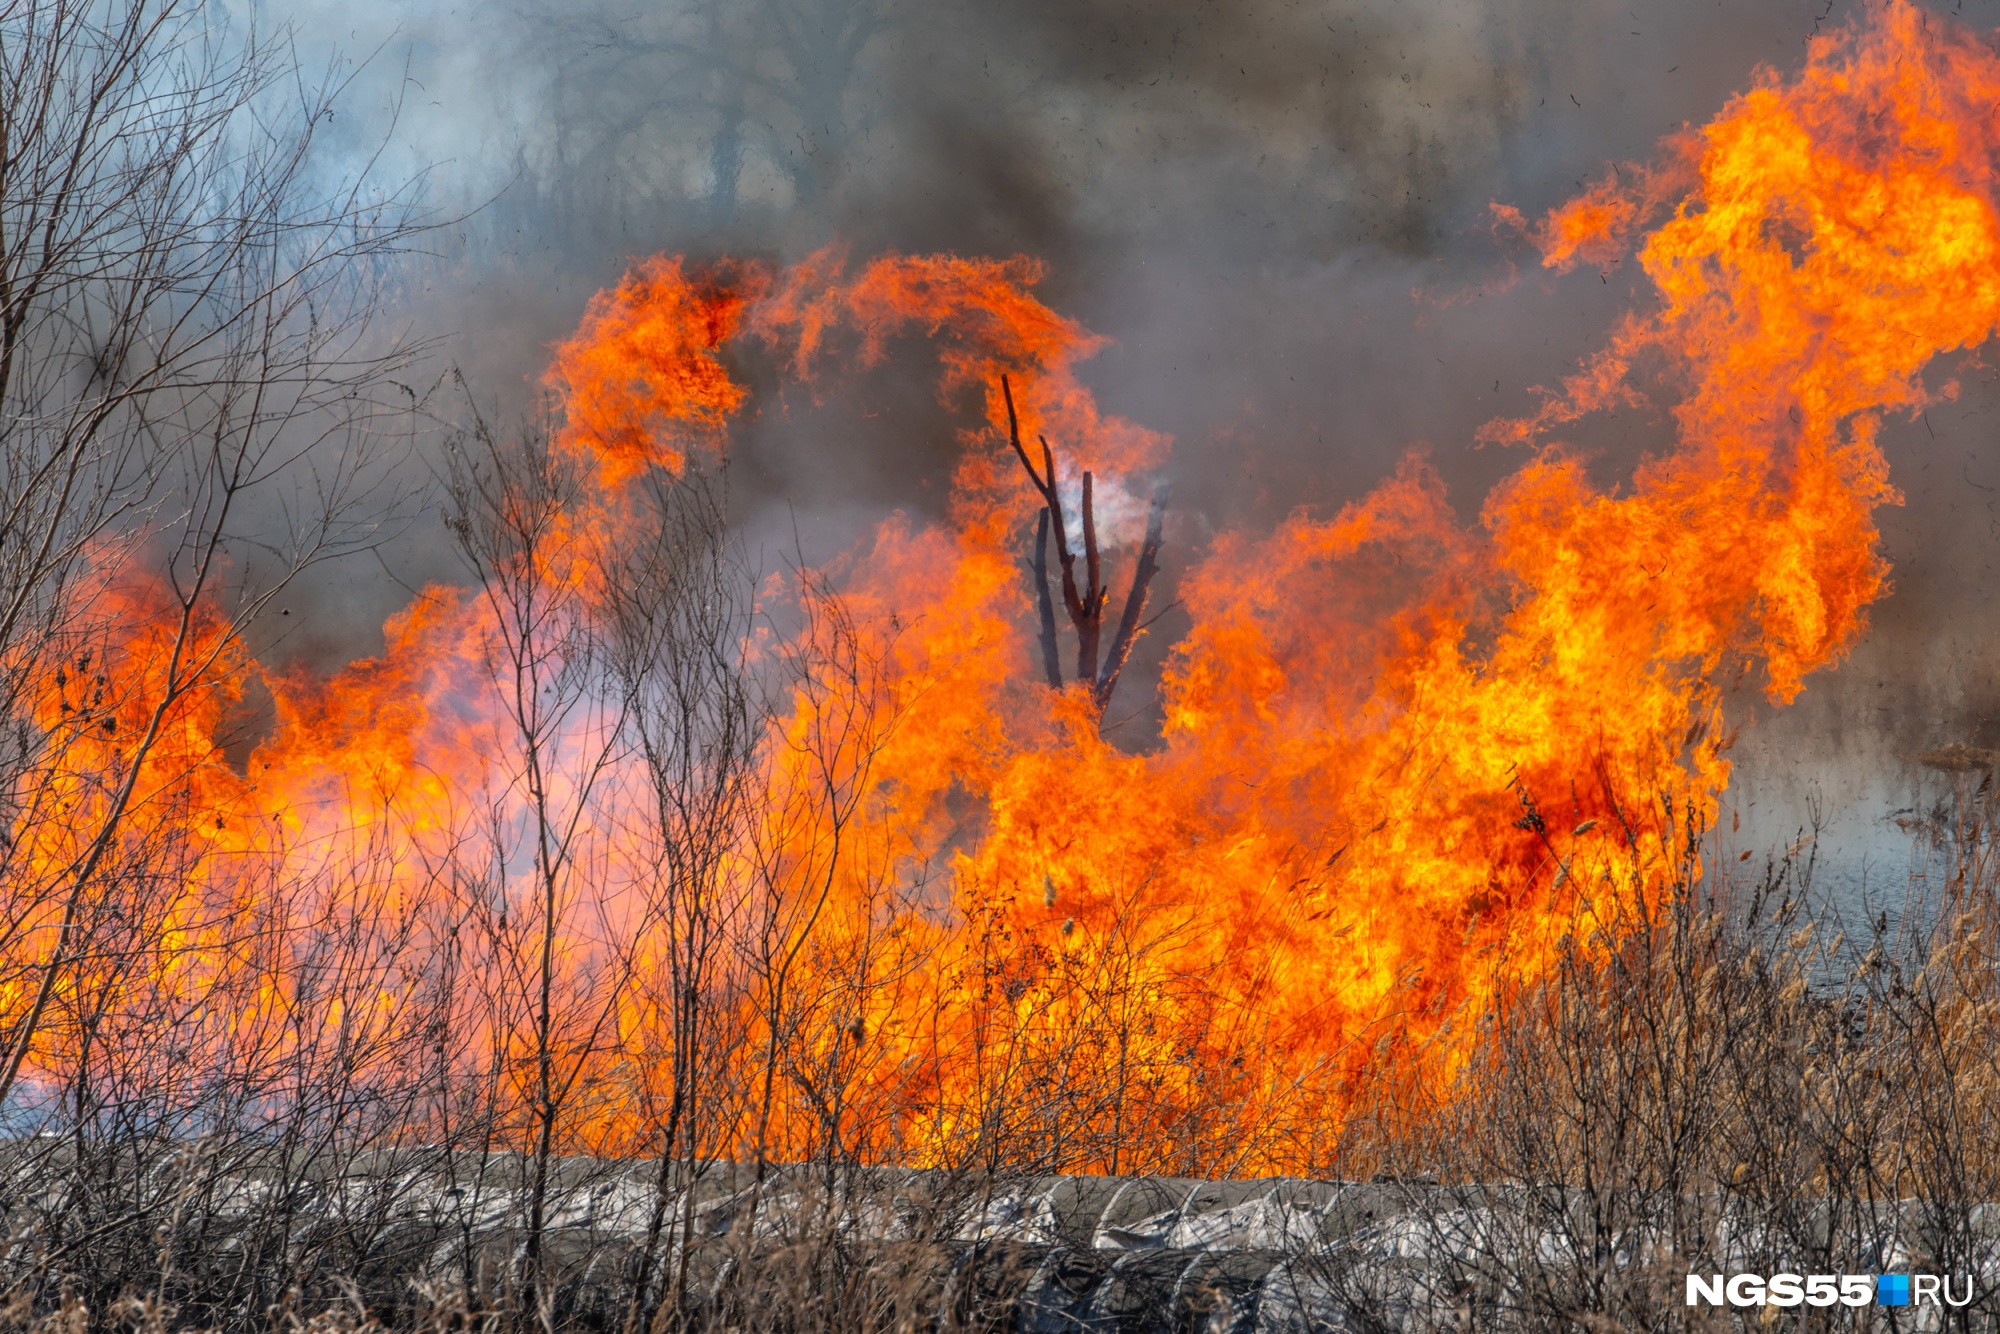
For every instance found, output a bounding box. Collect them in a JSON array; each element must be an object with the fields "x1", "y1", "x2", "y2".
[
  {"x1": 1313, "y1": 773, "x2": 2000, "y2": 1331},
  {"x1": 9, "y1": 3, "x2": 2000, "y2": 1332}
]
